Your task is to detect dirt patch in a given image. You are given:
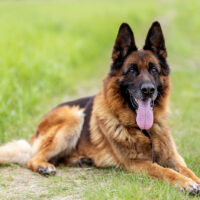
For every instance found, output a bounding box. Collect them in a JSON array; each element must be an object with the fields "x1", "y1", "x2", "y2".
[{"x1": 0, "y1": 165, "x2": 101, "y2": 200}]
